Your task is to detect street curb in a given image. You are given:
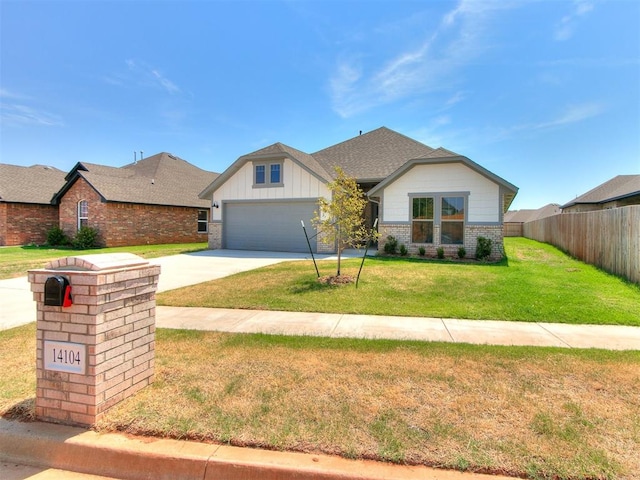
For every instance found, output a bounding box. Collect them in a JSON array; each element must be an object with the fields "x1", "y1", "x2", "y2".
[{"x1": 1, "y1": 419, "x2": 516, "y2": 480}]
